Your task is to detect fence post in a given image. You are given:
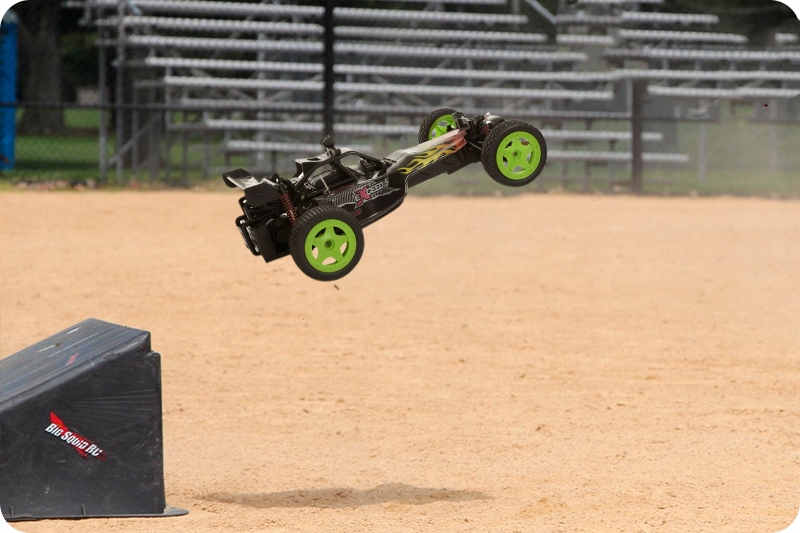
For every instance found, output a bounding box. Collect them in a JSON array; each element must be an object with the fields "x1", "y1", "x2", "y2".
[
  {"x1": 99, "y1": 29, "x2": 108, "y2": 183},
  {"x1": 323, "y1": 0, "x2": 335, "y2": 138},
  {"x1": 115, "y1": 0, "x2": 125, "y2": 182},
  {"x1": 631, "y1": 79, "x2": 646, "y2": 194},
  {"x1": 698, "y1": 121, "x2": 706, "y2": 183}
]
